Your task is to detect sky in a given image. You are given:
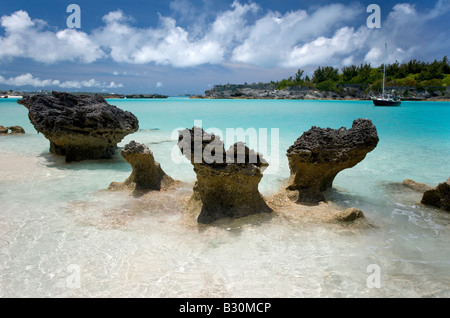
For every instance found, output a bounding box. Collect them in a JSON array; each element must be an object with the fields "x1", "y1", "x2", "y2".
[{"x1": 0, "y1": 0, "x2": 449, "y2": 95}]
